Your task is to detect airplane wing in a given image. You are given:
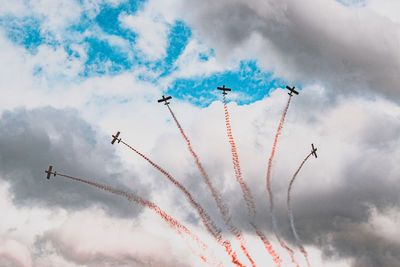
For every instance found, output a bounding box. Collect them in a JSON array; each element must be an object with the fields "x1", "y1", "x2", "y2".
[
  {"x1": 157, "y1": 96, "x2": 172, "y2": 103},
  {"x1": 286, "y1": 86, "x2": 299, "y2": 94}
]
